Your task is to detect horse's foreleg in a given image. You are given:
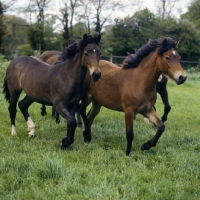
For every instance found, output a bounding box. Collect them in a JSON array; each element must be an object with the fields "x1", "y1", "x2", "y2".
[
  {"x1": 141, "y1": 108, "x2": 165, "y2": 151},
  {"x1": 159, "y1": 89, "x2": 171, "y2": 123},
  {"x1": 124, "y1": 108, "x2": 134, "y2": 156},
  {"x1": 18, "y1": 96, "x2": 35, "y2": 137},
  {"x1": 55, "y1": 104, "x2": 77, "y2": 148}
]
